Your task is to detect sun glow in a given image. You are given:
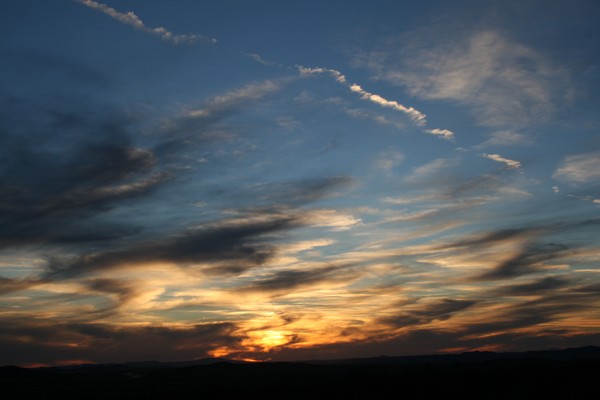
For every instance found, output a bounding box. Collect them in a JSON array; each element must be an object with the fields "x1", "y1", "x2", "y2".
[{"x1": 255, "y1": 330, "x2": 289, "y2": 349}]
